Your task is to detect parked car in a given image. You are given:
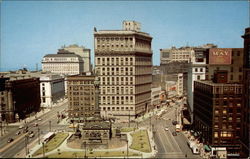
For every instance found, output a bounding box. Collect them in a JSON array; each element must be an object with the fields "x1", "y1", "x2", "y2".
[
  {"x1": 34, "y1": 123, "x2": 38, "y2": 127},
  {"x1": 19, "y1": 125, "x2": 24, "y2": 129},
  {"x1": 7, "y1": 138, "x2": 14, "y2": 143},
  {"x1": 29, "y1": 133, "x2": 34, "y2": 138},
  {"x1": 165, "y1": 127, "x2": 169, "y2": 131},
  {"x1": 29, "y1": 131, "x2": 33, "y2": 135},
  {"x1": 16, "y1": 131, "x2": 21, "y2": 135},
  {"x1": 172, "y1": 131, "x2": 177, "y2": 136},
  {"x1": 38, "y1": 118, "x2": 42, "y2": 121}
]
